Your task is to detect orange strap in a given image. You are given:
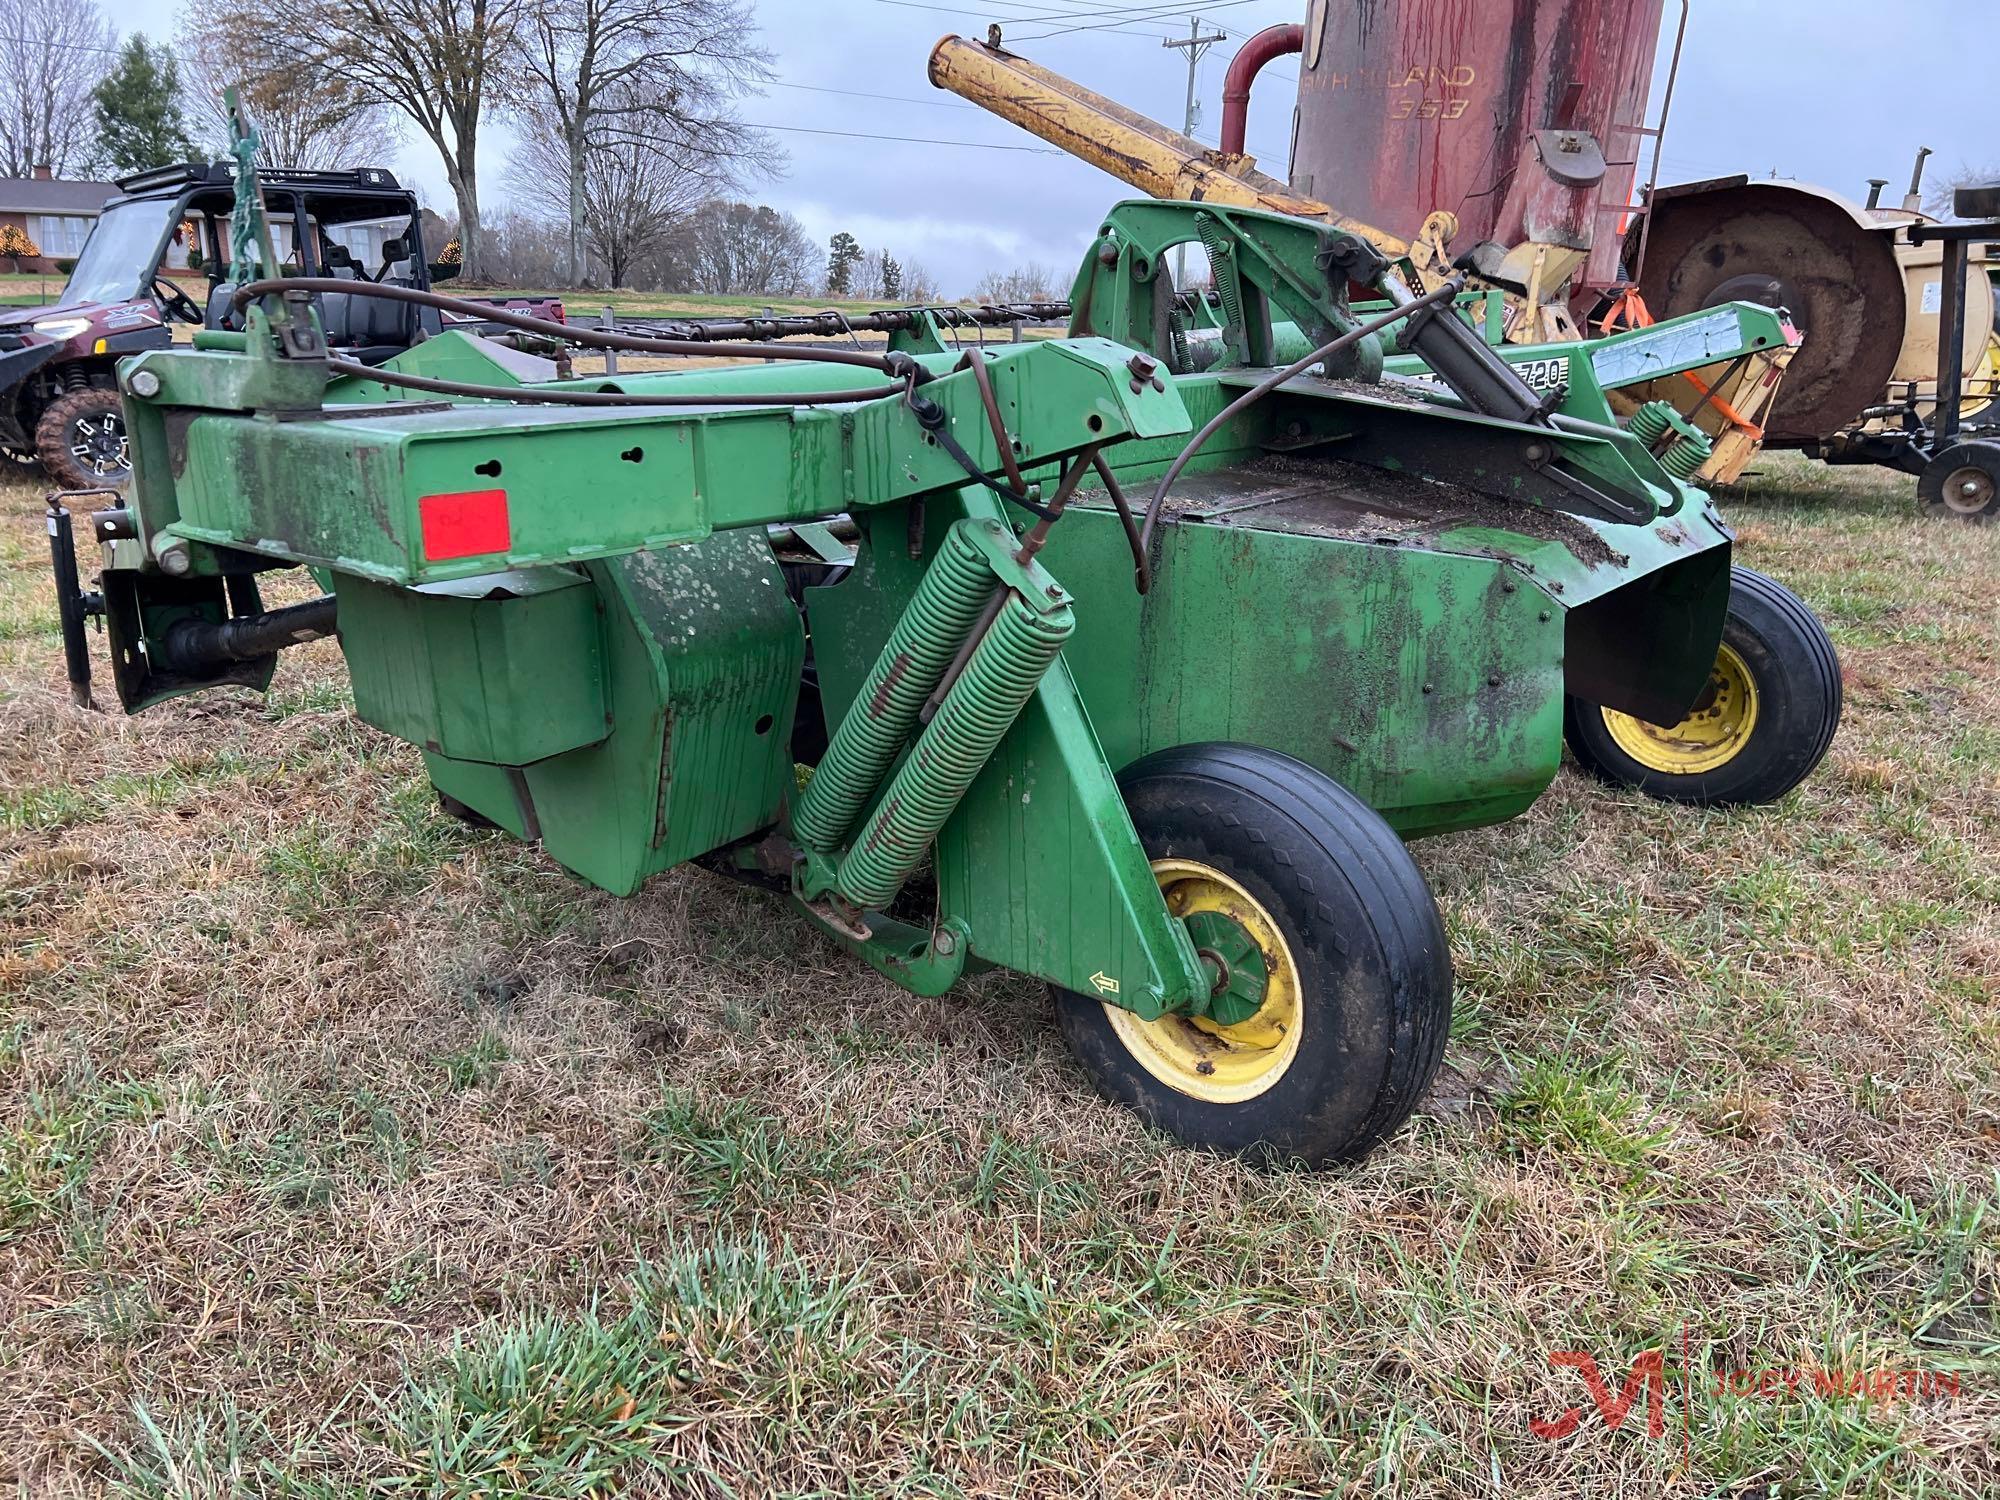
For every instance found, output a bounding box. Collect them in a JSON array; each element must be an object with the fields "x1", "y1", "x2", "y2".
[
  {"x1": 1598, "y1": 287, "x2": 1654, "y2": 333},
  {"x1": 1677, "y1": 369, "x2": 1764, "y2": 440}
]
